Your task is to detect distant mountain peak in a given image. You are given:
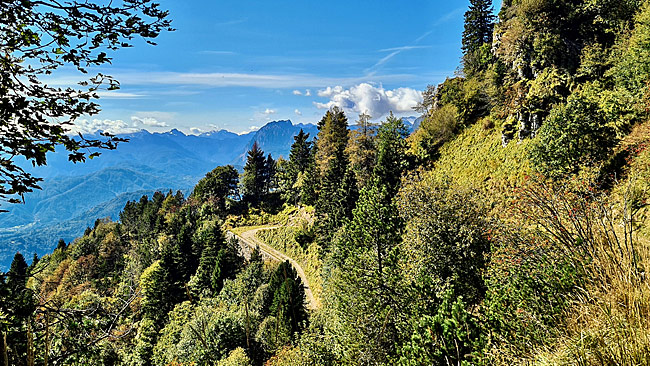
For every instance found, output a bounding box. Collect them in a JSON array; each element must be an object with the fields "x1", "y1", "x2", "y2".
[
  {"x1": 263, "y1": 120, "x2": 293, "y2": 128},
  {"x1": 166, "y1": 128, "x2": 185, "y2": 136}
]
